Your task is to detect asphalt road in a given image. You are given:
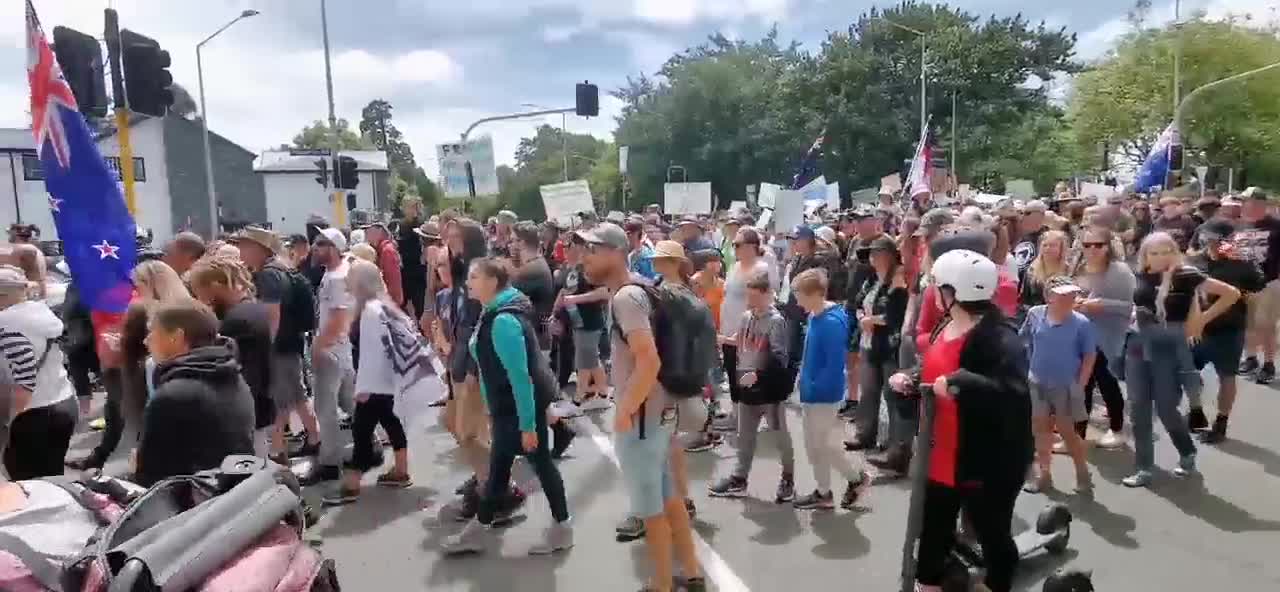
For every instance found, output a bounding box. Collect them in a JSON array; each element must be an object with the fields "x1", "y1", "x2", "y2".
[{"x1": 67, "y1": 372, "x2": 1280, "y2": 591}]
